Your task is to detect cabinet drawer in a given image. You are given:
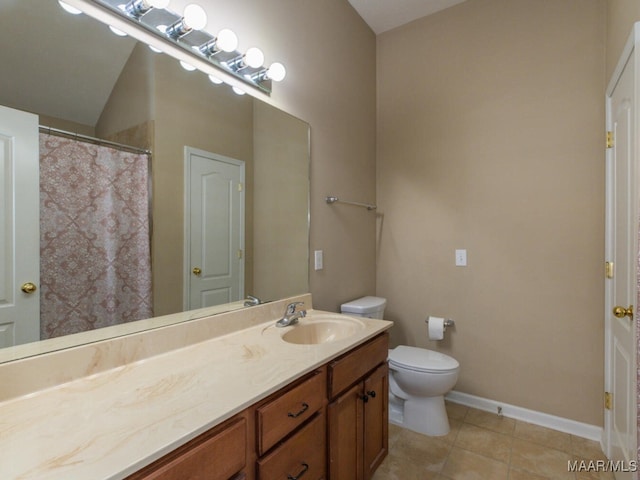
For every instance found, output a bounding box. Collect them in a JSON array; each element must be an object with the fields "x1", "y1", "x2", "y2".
[
  {"x1": 257, "y1": 412, "x2": 326, "y2": 480},
  {"x1": 127, "y1": 416, "x2": 246, "y2": 480},
  {"x1": 328, "y1": 333, "x2": 388, "y2": 399},
  {"x1": 257, "y1": 368, "x2": 325, "y2": 455}
]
